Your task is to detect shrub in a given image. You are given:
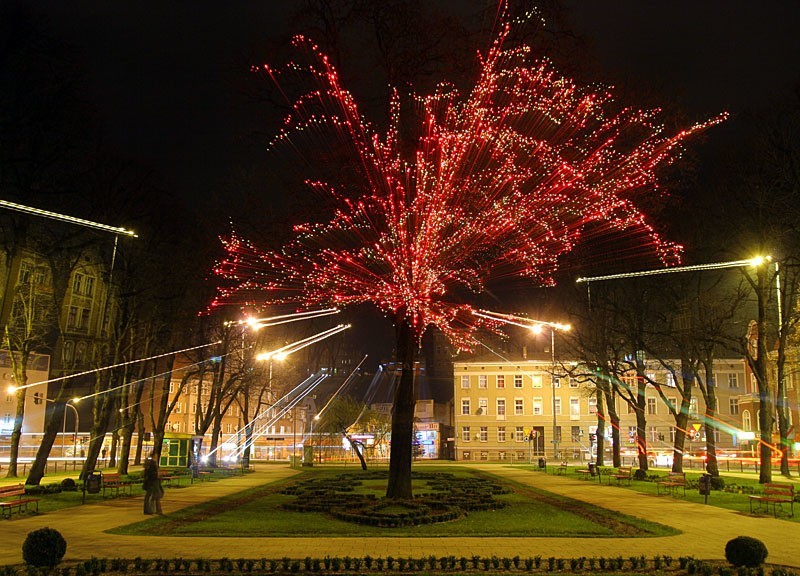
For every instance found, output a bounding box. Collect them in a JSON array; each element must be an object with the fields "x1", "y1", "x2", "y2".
[
  {"x1": 633, "y1": 468, "x2": 648, "y2": 481},
  {"x1": 61, "y1": 478, "x2": 78, "y2": 491},
  {"x1": 710, "y1": 476, "x2": 726, "y2": 490},
  {"x1": 726, "y1": 536, "x2": 768, "y2": 568},
  {"x1": 22, "y1": 527, "x2": 67, "y2": 568}
]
